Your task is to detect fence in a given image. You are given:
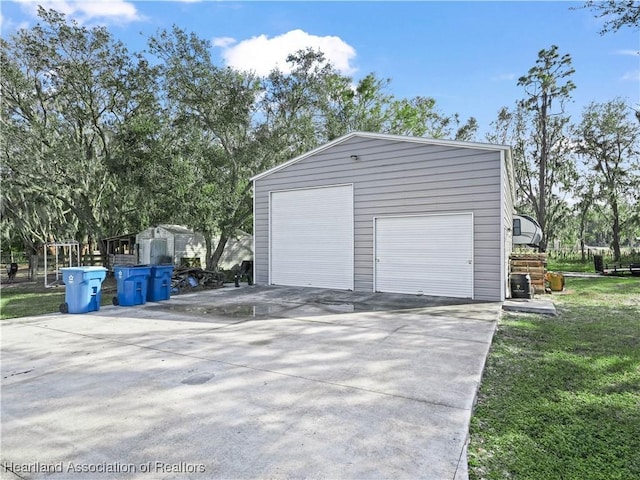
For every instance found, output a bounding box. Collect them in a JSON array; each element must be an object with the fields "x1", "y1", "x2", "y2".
[
  {"x1": 1, "y1": 253, "x2": 106, "y2": 282},
  {"x1": 546, "y1": 246, "x2": 638, "y2": 262},
  {"x1": 0, "y1": 252, "x2": 30, "y2": 265}
]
